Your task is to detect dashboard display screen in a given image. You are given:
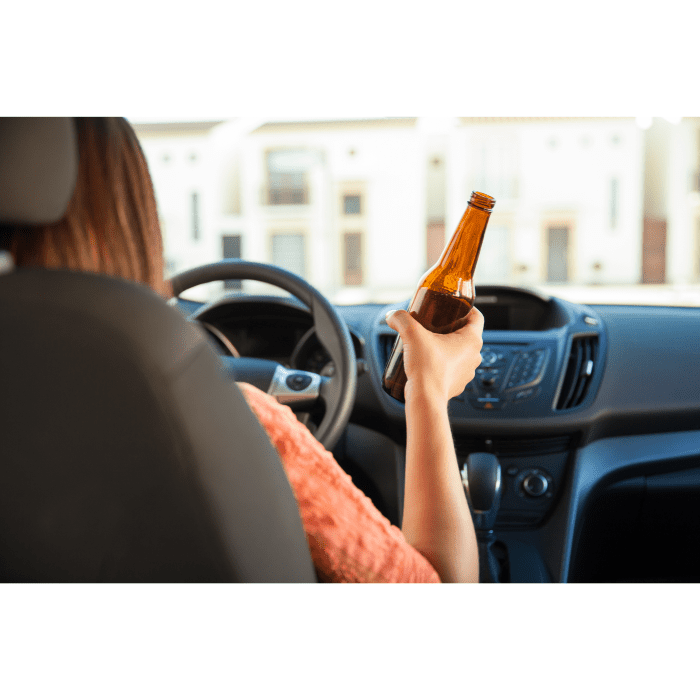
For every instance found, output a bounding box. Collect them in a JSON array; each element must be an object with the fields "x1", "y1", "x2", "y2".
[
  {"x1": 224, "y1": 320, "x2": 306, "y2": 362},
  {"x1": 476, "y1": 296, "x2": 552, "y2": 331},
  {"x1": 480, "y1": 305, "x2": 510, "y2": 331}
]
